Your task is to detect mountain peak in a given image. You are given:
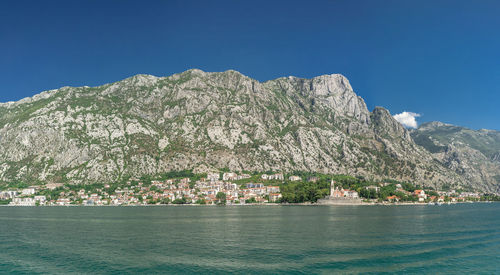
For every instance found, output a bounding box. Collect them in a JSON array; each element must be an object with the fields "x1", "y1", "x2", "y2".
[
  {"x1": 371, "y1": 106, "x2": 412, "y2": 142},
  {"x1": 419, "y1": 121, "x2": 453, "y2": 129},
  {"x1": 310, "y1": 73, "x2": 353, "y2": 93}
]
